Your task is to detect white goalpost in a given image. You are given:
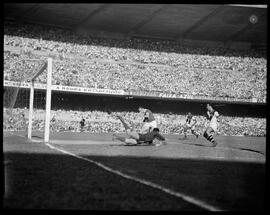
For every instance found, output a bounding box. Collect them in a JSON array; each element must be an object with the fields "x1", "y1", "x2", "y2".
[
  {"x1": 4, "y1": 55, "x2": 53, "y2": 143},
  {"x1": 27, "y1": 58, "x2": 52, "y2": 142}
]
